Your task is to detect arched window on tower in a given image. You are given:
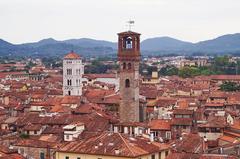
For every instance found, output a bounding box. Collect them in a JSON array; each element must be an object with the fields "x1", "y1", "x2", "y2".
[
  {"x1": 123, "y1": 62, "x2": 126, "y2": 70},
  {"x1": 128, "y1": 63, "x2": 131, "y2": 70},
  {"x1": 125, "y1": 37, "x2": 132, "y2": 49},
  {"x1": 125, "y1": 79, "x2": 130, "y2": 88}
]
